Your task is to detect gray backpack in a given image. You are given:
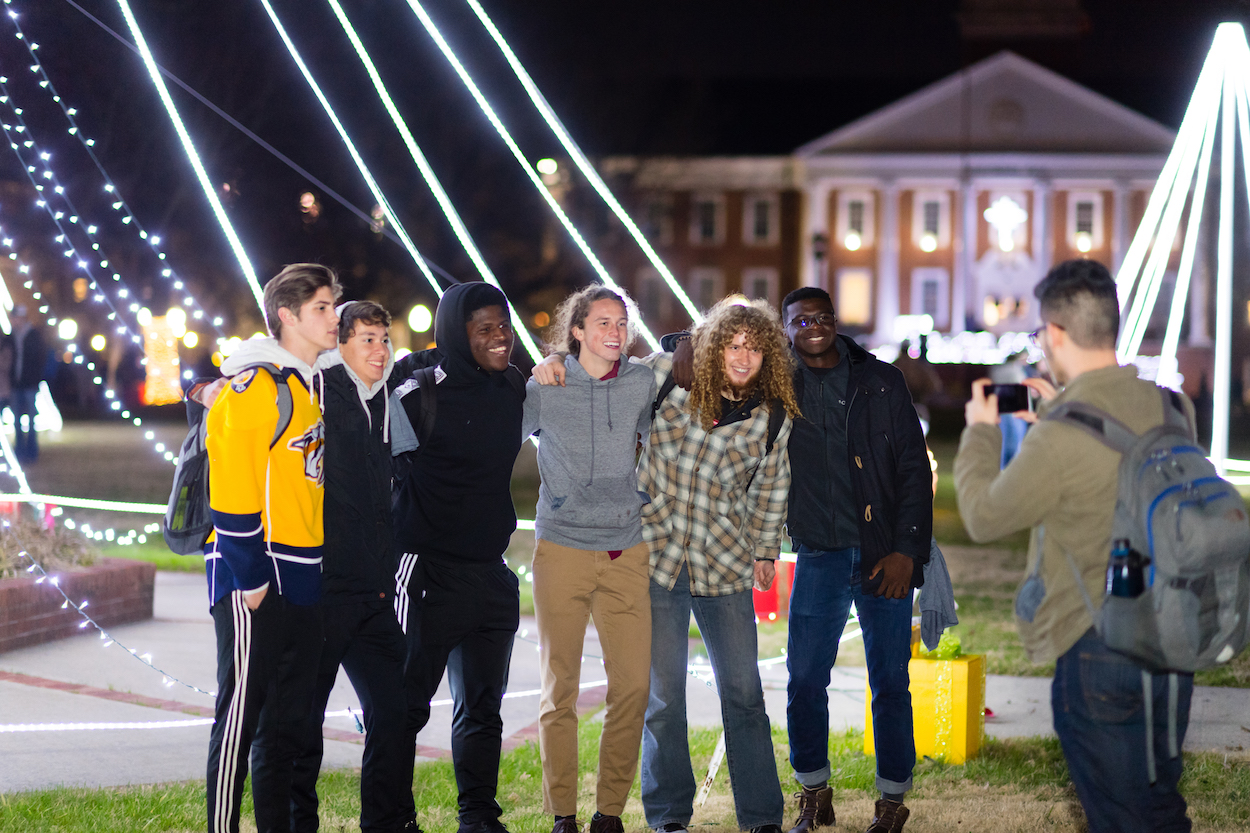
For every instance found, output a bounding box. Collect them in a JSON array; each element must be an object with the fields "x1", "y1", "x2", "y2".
[
  {"x1": 162, "y1": 363, "x2": 293, "y2": 555},
  {"x1": 1046, "y1": 387, "x2": 1250, "y2": 674}
]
